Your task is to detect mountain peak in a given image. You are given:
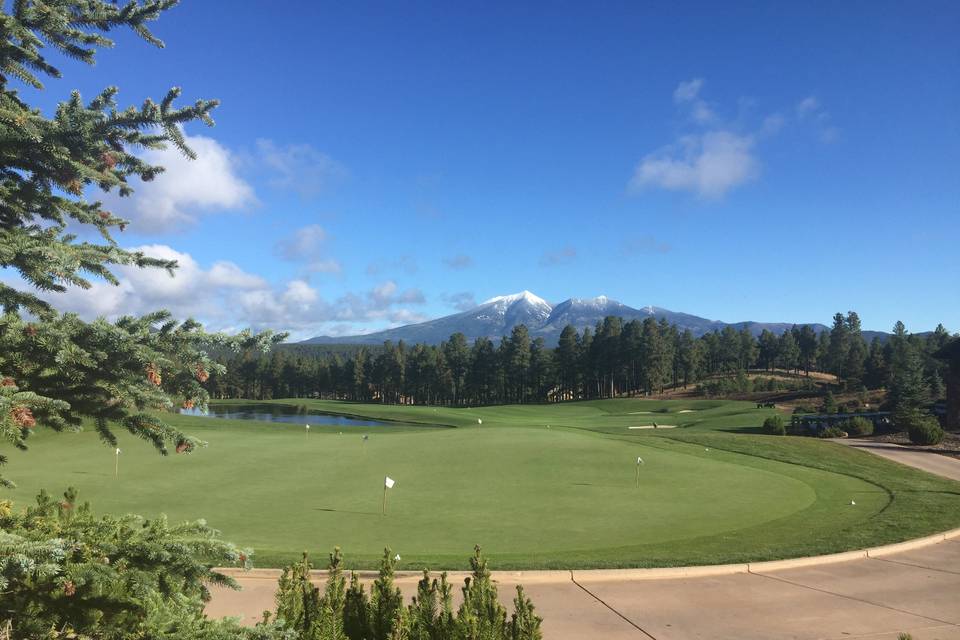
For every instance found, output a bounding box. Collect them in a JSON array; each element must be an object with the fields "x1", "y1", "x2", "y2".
[
  {"x1": 300, "y1": 291, "x2": 832, "y2": 346},
  {"x1": 482, "y1": 290, "x2": 551, "y2": 309}
]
